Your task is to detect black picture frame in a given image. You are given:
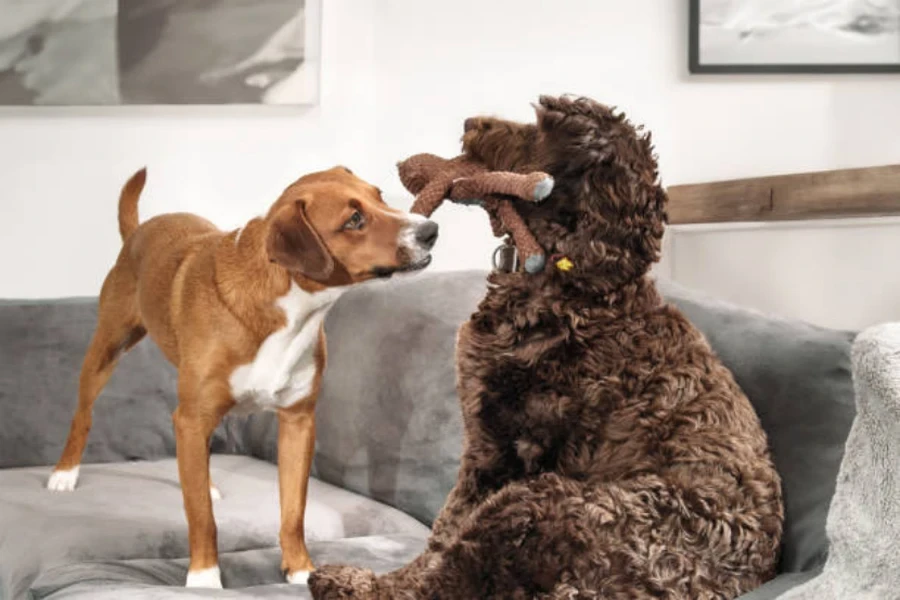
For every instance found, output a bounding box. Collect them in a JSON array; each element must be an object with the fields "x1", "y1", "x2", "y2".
[{"x1": 689, "y1": 0, "x2": 900, "y2": 74}]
